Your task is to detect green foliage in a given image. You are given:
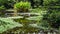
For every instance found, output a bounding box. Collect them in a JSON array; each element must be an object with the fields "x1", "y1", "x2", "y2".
[
  {"x1": 0, "y1": 0, "x2": 15, "y2": 9},
  {"x1": 14, "y1": 18, "x2": 31, "y2": 24},
  {"x1": 0, "y1": 0, "x2": 14, "y2": 4},
  {"x1": 0, "y1": 0, "x2": 60, "y2": 33},
  {"x1": 43, "y1": 0, "x2": 59, "y2": 5},
  {"x1": 48, "y1": 11, "x2": 60, "y2": 28},
  {"x1": 14, "y1": 1, "x2": 31, "y2": 9},
  {"x1": 0, "y1": 0, "x2": 8, "y2": 4},
  {"x1": 0, "y1": 6, "x2": 5, "y2": 10},
  {"x1": 0, "y1": 6, "x2": 5, "y2": 17},
  {"x1": 0, "y1": 18, "x2": 22, "y2": 33},
  {"x1": 38, "y1": 20, "x2": 49, "y2": 28},
  {"x1": 43, "y1": 9, "x2": 60, "y2": 29}
]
